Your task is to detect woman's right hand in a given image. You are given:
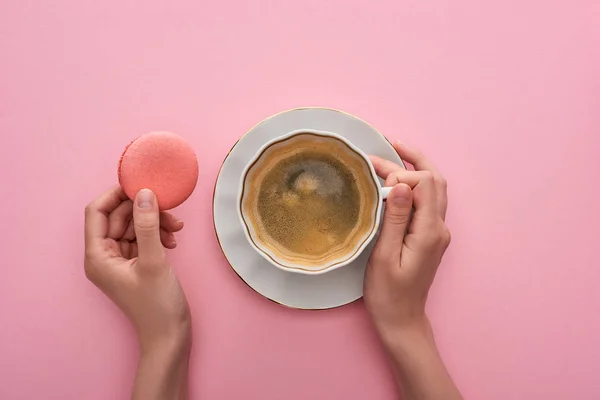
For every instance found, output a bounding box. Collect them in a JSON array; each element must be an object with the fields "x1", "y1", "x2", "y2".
[
  {"x1": 364, "y1": 142, "x2": 461, "y2": 400},
  {"x1": 365, "y1": 141, "x2": 450, "y2": 340}
]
